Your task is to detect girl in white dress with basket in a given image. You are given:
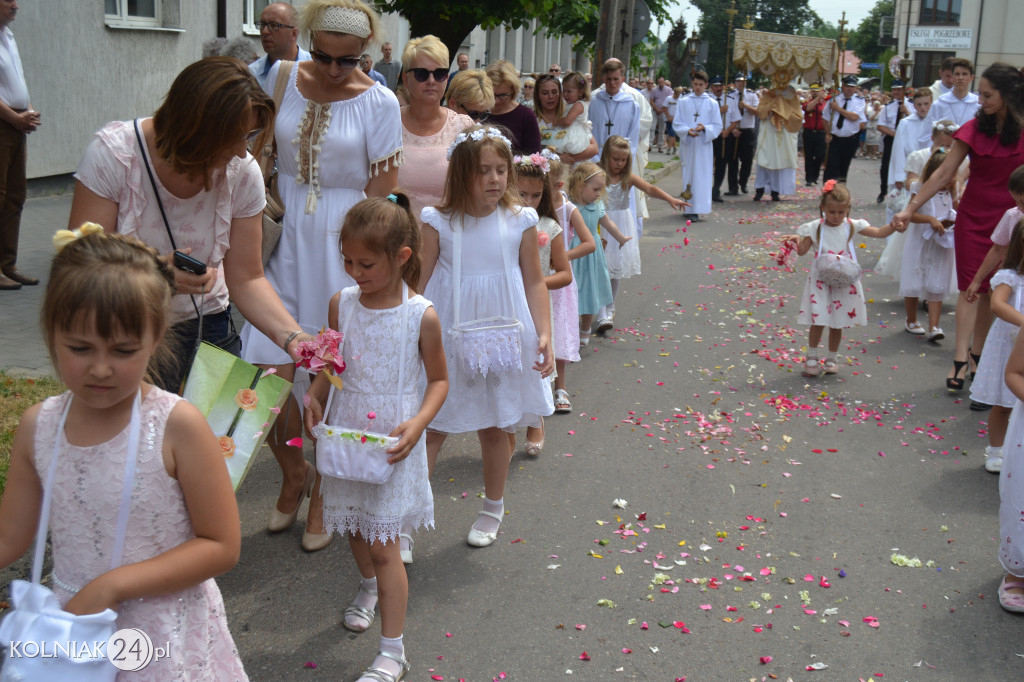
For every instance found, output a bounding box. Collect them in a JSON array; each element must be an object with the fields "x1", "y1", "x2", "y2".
[
  {"x1": 782, "y1": 181, "x2": 896, "y2": 377},
  {"x1": 420, "y1": 125, "x2": 555, "y2": 548},
  {"x1": 304, "y1": 195, "x2": 447, "y2": 682}
]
